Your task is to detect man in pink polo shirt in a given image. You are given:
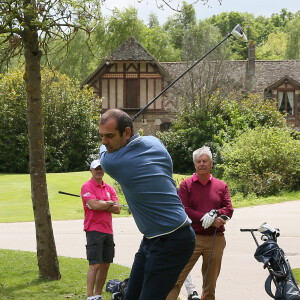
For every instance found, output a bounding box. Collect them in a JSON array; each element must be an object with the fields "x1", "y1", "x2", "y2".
[
  {"x1": 167, "y1": 146, "x2": 233, "y2": 300},
  {"x1": 81, "y1": 159, "x2": 120, "y2": 300}
]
